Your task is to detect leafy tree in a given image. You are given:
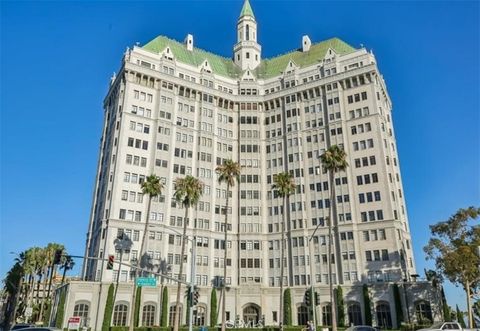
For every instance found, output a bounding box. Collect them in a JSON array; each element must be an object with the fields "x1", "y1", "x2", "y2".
[
  {"x1": 442, "y1": 288, "x2": 451, "y2": 322},
  {"x1": 336, "y1": 286, "x2": 345, "y2": 327},
  {"x1": 160, "y1": 287, "x2": 168, "y2": 327},
  {"x1": 424, "y1": 207, "x2": 480, "y2": 327},
  {"x1": 102, "y1": 284, "x2": 114, "y2": 331},
  {"x1": 392, "y1": 283, "x2": 404, "y2": 325},
  {"x1": 320, "y1": 145, "x2": 348, "y2": 331},
  {"x1": 210, "y1": 288, "x2": 218, "y2": 327},
  {"x1": 173, "y1": 175, "x2": 204, "y2": 331},
  {"x1": 283, "y1": 288, "x2": 292, "y2": 326},
  {"x1": 425, "y1": 269, "x2": 449, "y2": 322},
  {"x1": 362, "y1": 285, "x2": 372, "y2": 325},
  {"x1": 472, "y1": 300, "x2": 479, "y2": 327},
  {"x1": 43, "y1": 300, "x2": 52, "y2": 325},
  {"x1": 272, "y1": 172, "x2": 296, "y2": 331},
  {"x1": 129, "y1": 174, "x2": 164, "y2": 331},
  {"x1": 55, "y1": 289, "x2": 66, "y2": 329},
  {"x1": 457, "y1": 305, "x2": 466, "y2": 328},
  {"x1": 216, "y1": 159, "x2": 241, "y2": 331}
]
